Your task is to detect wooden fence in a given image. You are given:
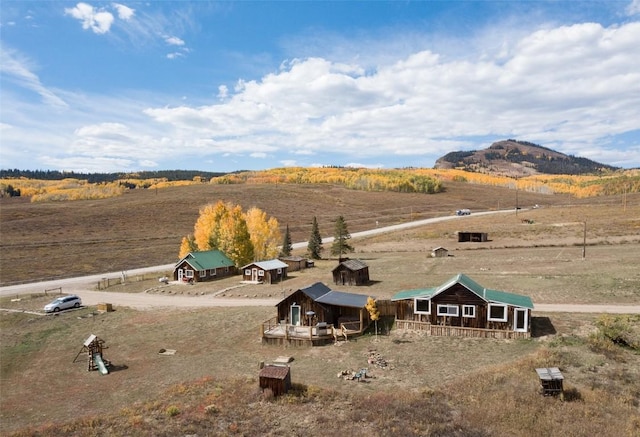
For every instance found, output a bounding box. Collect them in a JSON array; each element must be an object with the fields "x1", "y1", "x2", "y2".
[{"x1": 395, "y1": 320, "x2": 530, "y2": 339}]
